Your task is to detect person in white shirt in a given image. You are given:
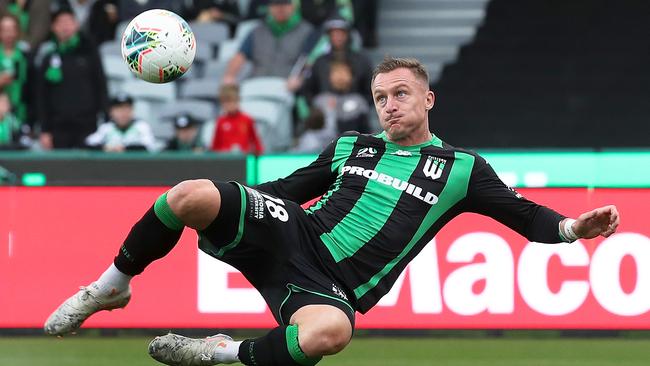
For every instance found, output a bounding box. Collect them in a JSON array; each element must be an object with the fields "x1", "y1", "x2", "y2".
[{"x1": 85, "y1": 93, "x2": 157, "y2": 152}]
